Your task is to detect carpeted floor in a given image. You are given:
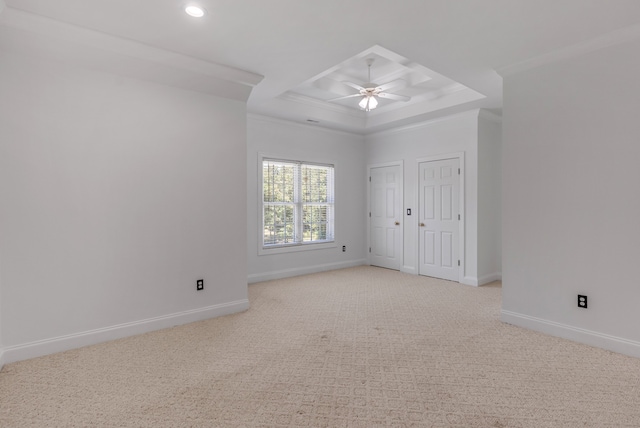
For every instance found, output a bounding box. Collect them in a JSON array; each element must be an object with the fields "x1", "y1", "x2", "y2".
[{"x1": 1, "y1": 266, "x2": 640, "y2": 427}]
